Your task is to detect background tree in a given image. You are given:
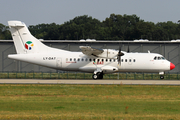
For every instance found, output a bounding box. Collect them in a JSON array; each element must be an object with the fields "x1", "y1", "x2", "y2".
[
  {"x1": 59, "y1": 15, "x2": 103, "y2": 40},
  {"x1": 103, "y1": 14, "x2": 141, "y2": 40},
  {"x1": 0, "y1": 23, "x2": 11, "y2": 39},
  {"x1": 2, "y1": 14, "x2": 180, "y2": 41}
]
